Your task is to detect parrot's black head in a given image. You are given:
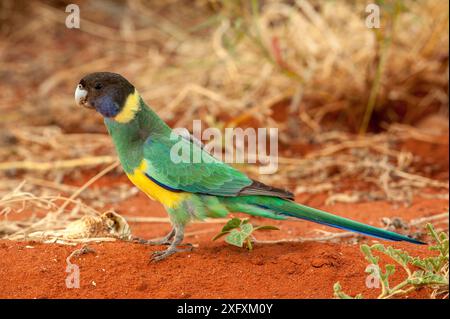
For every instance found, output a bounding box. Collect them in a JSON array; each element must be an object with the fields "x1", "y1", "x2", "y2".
[{"x1": 75, "y1": 72, "x2": 136, "y2": 119}]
